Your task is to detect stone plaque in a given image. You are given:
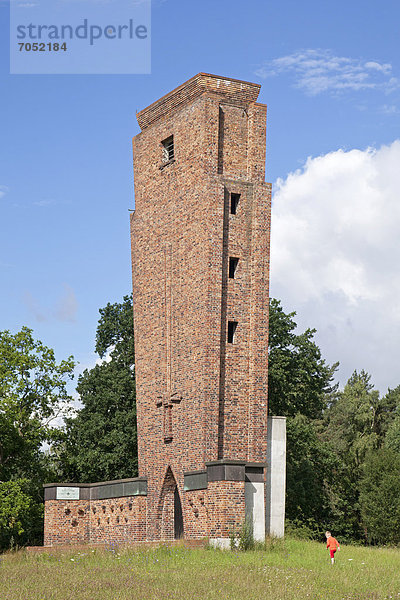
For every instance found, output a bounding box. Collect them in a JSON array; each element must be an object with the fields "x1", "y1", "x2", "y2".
[{"x1": 56, "y1": 487, "x2": 80, "y2": 500}]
